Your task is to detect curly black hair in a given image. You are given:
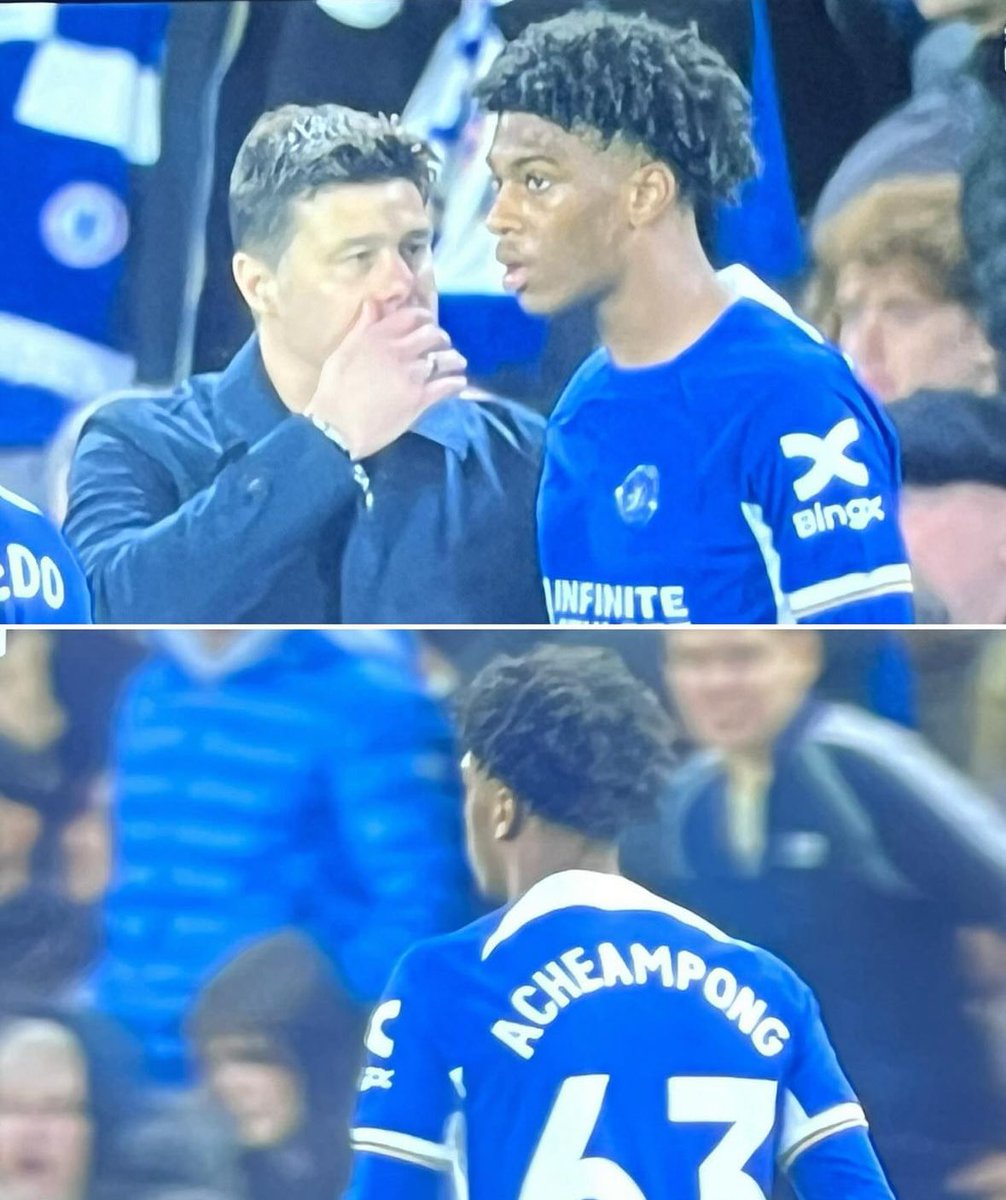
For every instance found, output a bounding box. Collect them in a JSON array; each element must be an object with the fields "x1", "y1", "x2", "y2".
[
  {"x1": 474, "y1": 9, "x2": 757, "y2": 209},
  {"x1": 229, "y1": 103, "x2": 437, "y2": 264},
  {"x1": 457, "y1": 643, "x2": 677, "y2": 841}
]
